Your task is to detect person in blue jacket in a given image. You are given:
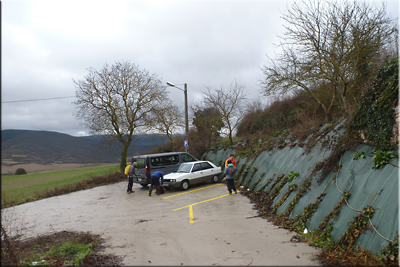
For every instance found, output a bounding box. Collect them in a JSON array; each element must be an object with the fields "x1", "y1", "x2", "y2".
[{"x1": 149, "y1": 171, "x2": 164, "y2": 196}]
